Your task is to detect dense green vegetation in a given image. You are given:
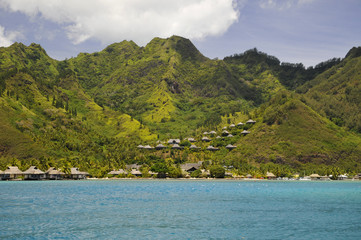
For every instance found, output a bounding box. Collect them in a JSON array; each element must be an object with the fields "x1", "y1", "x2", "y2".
[{"x1": 0, "y1": 36, "x2": 361, "y2": 177}]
